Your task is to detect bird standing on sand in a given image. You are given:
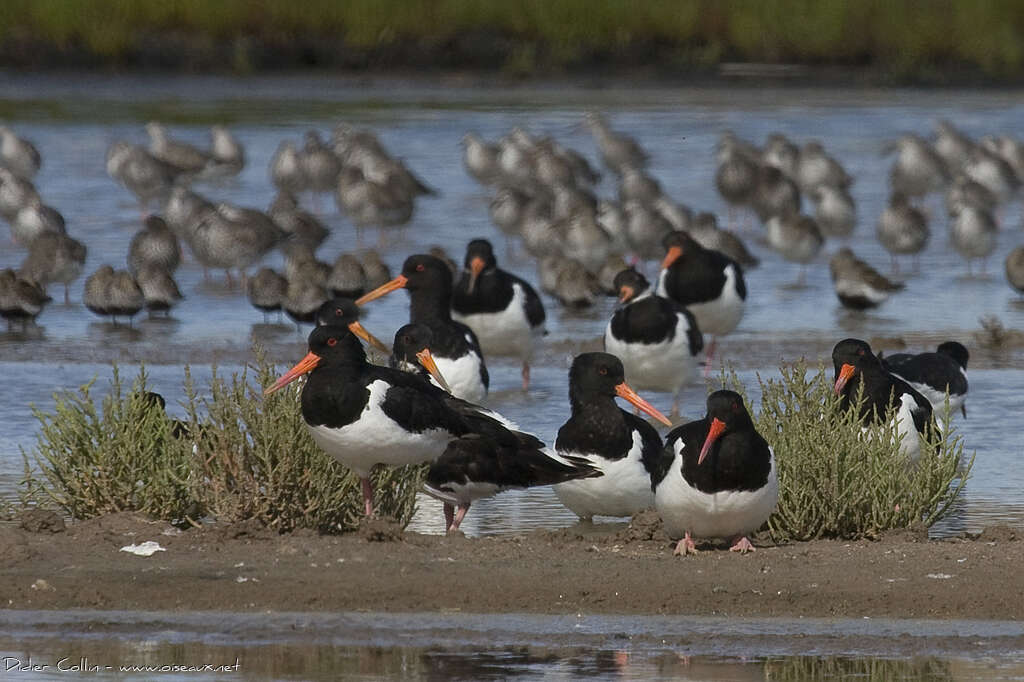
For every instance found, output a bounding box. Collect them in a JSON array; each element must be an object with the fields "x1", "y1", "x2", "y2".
[
  {"x1": 604, "y1": 268, "x2": 703, "y2": 417},
  {"x1": 553, "y1": 352, "x2": 672, "y2": 521},
  {"x1": 653, "y1": 390, "x2": 777, "y2": 555},
  {"x1": 451, "y1": 239, "x2": 546, "y2": 391}
]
